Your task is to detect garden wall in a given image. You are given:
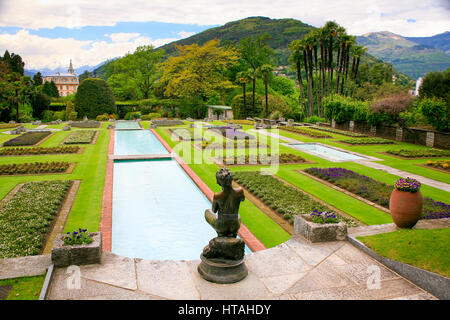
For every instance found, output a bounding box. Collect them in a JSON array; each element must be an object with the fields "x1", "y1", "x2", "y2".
[{"x1": 329, "y1": 121, "x2": 450, "y2": 150}]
